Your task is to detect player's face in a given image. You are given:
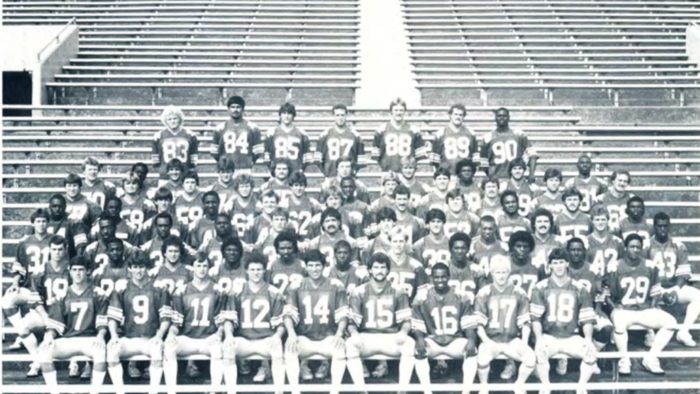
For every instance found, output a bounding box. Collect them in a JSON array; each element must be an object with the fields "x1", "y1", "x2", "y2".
[
  {"x1": 395, "y1": 193, "x2": 409, "y2": 211},
  {"x1": 215, "y1": 216, "x2": 232, "y2": 237},
  {"x1": 491, "y1": 264, "x2": 510, "y2": 286},
  {"x1": 401, "y1": 164, "x2": 416, "y2": 179},
  {"x1": 390, "y1": 104, "x2": 406, "y2": 123},
  {"x1": 333, "y1": 109, "x2": 347, "y2": 127},
  {"x1": 167, "y1": 167, "x2": 181, "y2": 182},
  {"x1": 183, "y1": 178, "x2": 197, "y2": 194},
  {"x1": 431, "y1": 268, "x2": 450, "y2": 292},
  {"x1": 567, "y1": 242, "x2": 586, "y2": 265},
  {"x1": 124, "y1": 180, "x2": 139, "y2": 195},
  {"x1": 383, "y1": 180, "x2": 397, "y2": 196},
  {"x1": 33, "y1": 217, "x2": 48, "y2": 235},
  {"x1": 545, "y1": 177, "x2": 561, "y2": 193},
  {"x1": 447, "y1": 196, "x2": 464, "y2": 213},
  {"x1": 512, "y1": 240, "x2": 531, "y2": 261},
  {"x1": 335, "y1": 245, "x2": 352, "y2": 266},
  {"x1": 577, "y1": 156, "x2": 592, "y2": 176},
  {"x1": 369, "y1": 262, "x2": 388, "y2": 282},
  {"x1": 262, "y1": 196, "x2": 277, "y2": 213},
  {"x1": 274, "y1": 164, "x2": 289, "y2": 180},
  {"x1": 155, "y1": 217, "x2": 172, "y2": 238},
  {"x1": 280, "y1": 111, "x2": 294, "y2": 126},
  {"x1": 306, "y1": 260, "x2": 324, "y2": 280},
  {"x1": 99, "y1": 220, "x2": 116, "y2": 239},
  {"x1": 164, "y1": 245, "x2": 181, "y2": 264},
  {"x1": 105, "y1": 199, "x2": 121, "y2": 217},
  {"x1": 549, "y1": 258, "x2": 568, "y2": 278},
  {"x1": 564, "y1": 195, "x2": 581, "y2": 212},
  {"x1": 164, "y1": 114, "x2": 182, "y2": 130},
  {"x1": 291, "y1": 183, "x2": 305, "y2": 197},
  {"x1": 228, "y1": 103, "x2": 244, "y2": 120},
  {"x1": 337, "y1": 161, "x2": 353, "y2": 177},
  {"x1": 50, "y1": 243, "x2": 65, "y2": 263},
  {"x1": 592, "y1": 215, "x2": 609, "y2": 232},
  {"x1": 458, "y1": 166, "x2": 474, "y2": 182},
  {"x1": 428, "y1": 218, "x2": 444, "y2": 235},
  {"x1": 494, "y1": 109, "x2": 509, "y2": 128},
  {"x1": 219, "y1": 169, "x2": 233, "y2": 183},
  {"x1": 155, "y1": 198, "x2": 171, "y2": 213},
  {"x1": 271, "y1": 215, "x2": 287, "y2": 231},
  {"x1": 626, "y1": 239, "x2": 643, "y2": 261},
  {"x1": 612, "y1": 174, "x2": 629, "y2": 193},
  {"x1": 203, "y1": 195, "x2": 220, "y2": 216},
  {"x1": 237, "y1": 183, "x2": 252, "y2": 198},
  {"x1": 434, "y1": 175, "x2": 450, "y2": 191},
  {"x1": 480, "y1": 221, "x2": 496, "y2": 242},
  {"x1": 246, "y1": 262, "x2": 265, "y2": 283},
  {"x1": 192, "y1": 259, "x2": 209, "y2": 279},
  {"x1": 107, "y1": 242, "x2": 124, "y2": 264},
  {"x1": 49, "y1": 197, "x2": 66, "y2": 219},
  {"x1": 450, "y1": 108, "x2": 465, "y2": 126},
  {"x1": 133, "y1": 165, "x2": 148, "y2": 182},
  {"x1": 277, "y1": 240, "x2": 296, "y2": 262},
  {"x1": 340, "y1": 178, "x2": 356, "y2": 197},
  {"x1": 653, "y1": 219, "x2": 670, "y2": 241},
  {"x1": 390, "y1": 231, "x2": 407, "y2": 254},
  {"x1": 326, "y1": 195, "x2": 342, "y2": 209},
  {"x1": 322, "y1": 216, "x2": 340, "y2": 234},
  {"x1": 484, "y1": 182, "x2": 499, "y2": 198},
  {"x1": 128, "y1": 264, "x2": 147, "y2": 281},
  {"x1": 534, "y1": 216, "x2": 551, "y2": 235},
  {"x1": 627, "y1": 200, "x2": 644, "y2": 220},
  {"x1": 450, "y1": 240, "x2": 469, "y2": 262},
  {"x1": 69, "y1": 265, "x2": 87, "y2": 285},
  {"x1": 379, "y1": 219, "x2": 395, "y2": 235},
  {"x1": 84, "y1": 164, "x2": 99, "y2": 181},
  {"x1": 510, "y1": 166, "x2": 525, "y2": 180},
  {"x1": 223, "y1": 243, "x2": 242, "y2": 265},
  {"x1": 502, "y1": 195, "x2": 519, "y2": 215}
]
